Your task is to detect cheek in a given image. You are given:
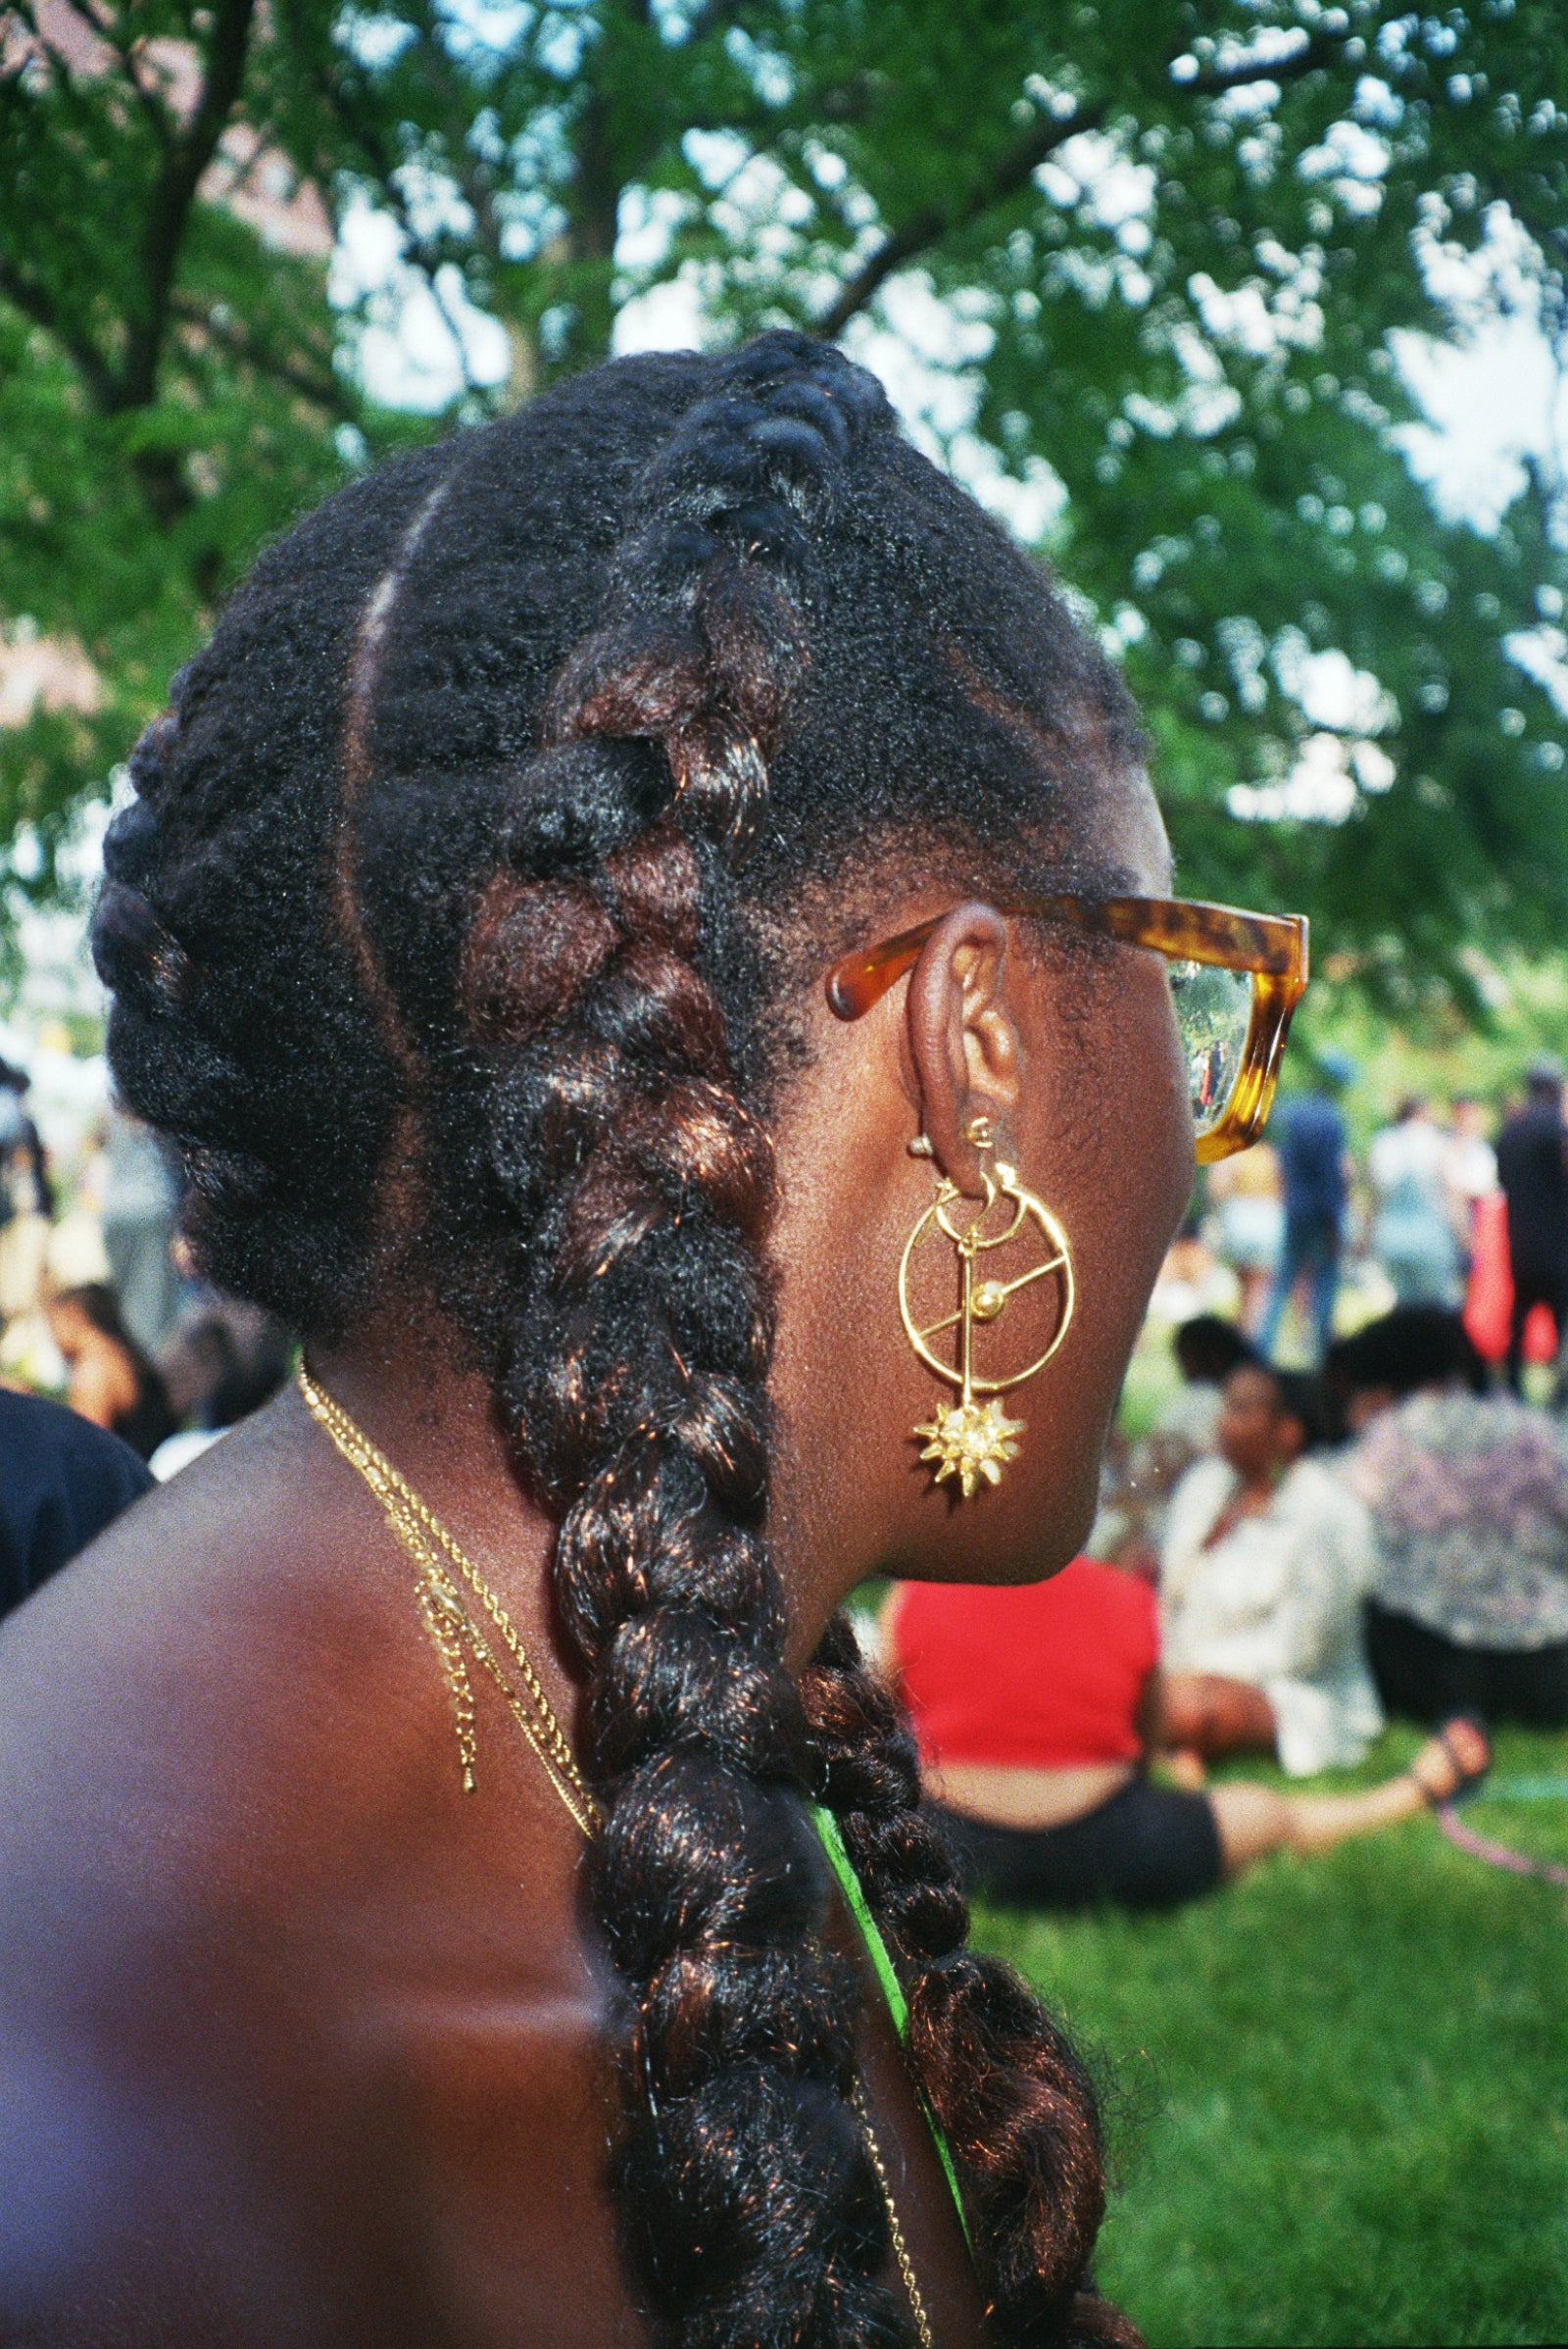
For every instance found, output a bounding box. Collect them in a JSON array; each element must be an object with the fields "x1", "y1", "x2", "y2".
[
  {"x1": 914, "y1": 959, "x2": 1193, "y2": 1585},
  {"x1": 1058, "y1": 954, "x2": 1193, "y2": 1319}
]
